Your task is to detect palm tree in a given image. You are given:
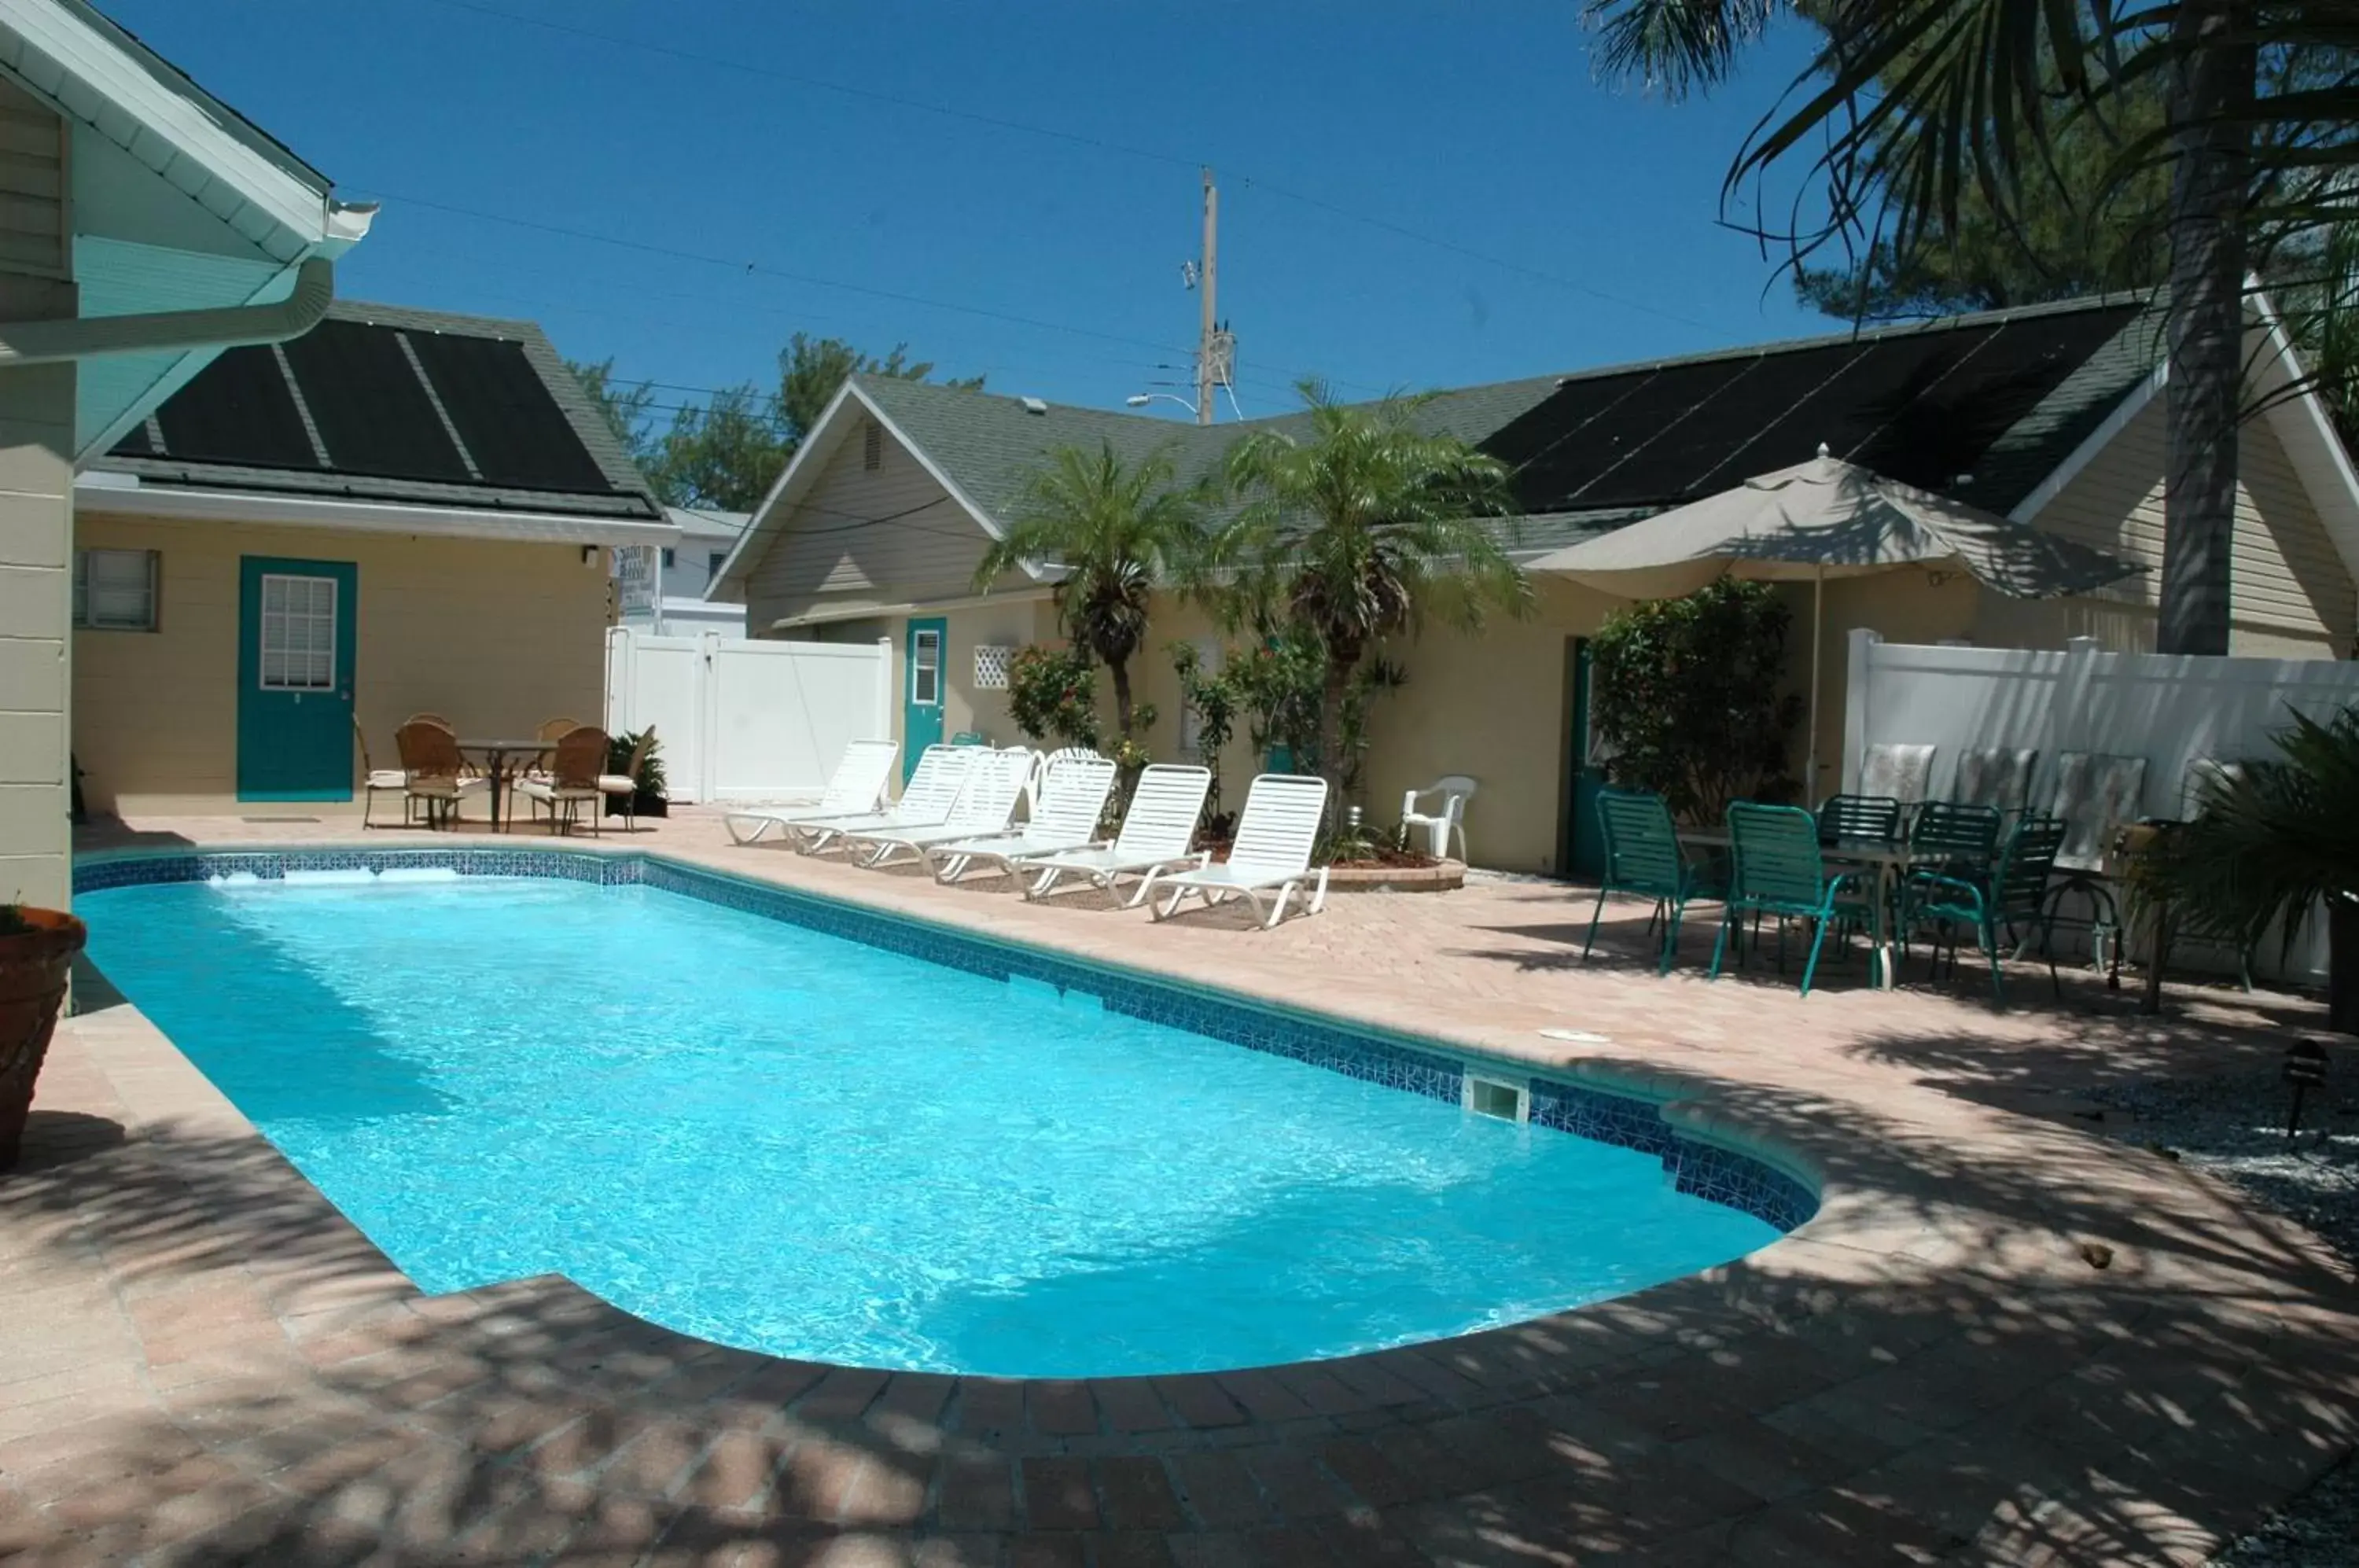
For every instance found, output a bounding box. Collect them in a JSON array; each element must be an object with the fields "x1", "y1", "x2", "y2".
[
  {"x1": 2141, "y1": 705, "x2": 2359, "y2": 1031},
  {"x1": 973, "y1": 441, "x2": 1204, "y2": 740},
  {"x1": 1583, "y1": 0, "x2": 2359, "y2": 656},
  {"x1": 1213, "y1": 382, "x2": 1527, "y2": 797}
]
